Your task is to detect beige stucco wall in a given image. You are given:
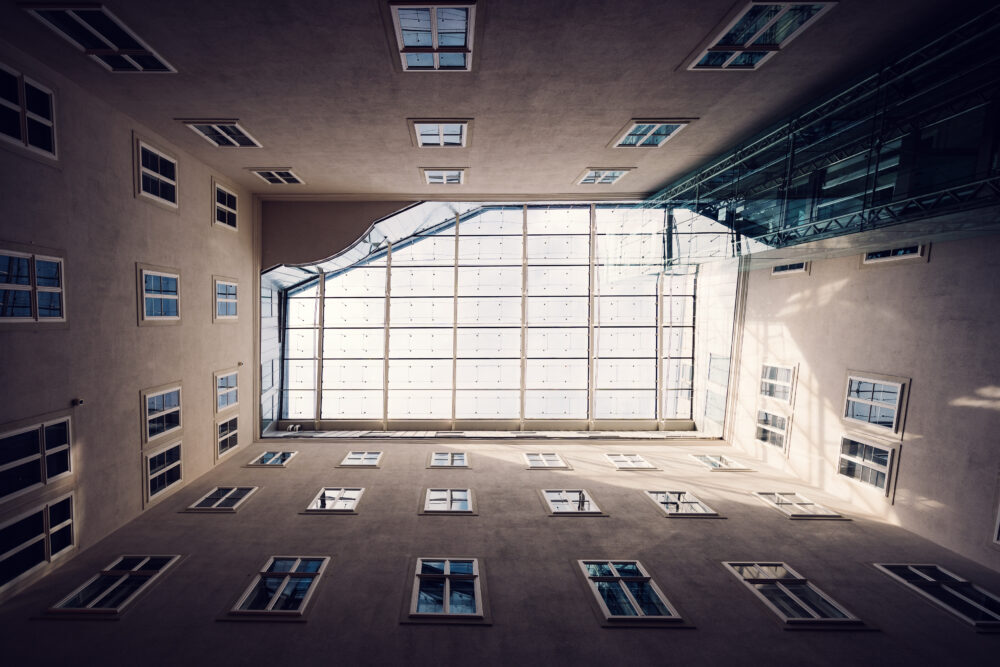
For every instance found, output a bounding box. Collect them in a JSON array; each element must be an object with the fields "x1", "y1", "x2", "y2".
[{"x1": 730, "y1": 232, "x2": 1000, "y2": 571}]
